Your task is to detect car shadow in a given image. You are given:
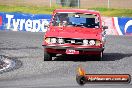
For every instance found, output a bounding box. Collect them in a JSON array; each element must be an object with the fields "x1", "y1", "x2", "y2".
[
  {"x1": 53, "y1": 53, "x2": 132, "y2": 62},
  {"x1": 53, "y1": 55, "x2": 95, "y2": 62},
  {"x1": 104, "y1": 53, "x2": 132, "y2": 61}
]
